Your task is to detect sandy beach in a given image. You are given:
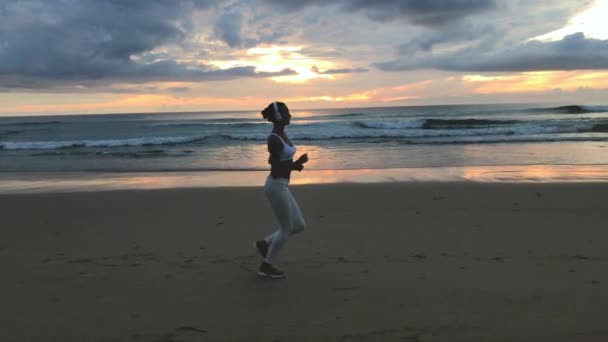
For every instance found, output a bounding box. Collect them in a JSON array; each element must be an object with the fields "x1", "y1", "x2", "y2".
[{"x1": 1, "y1": 182, "x2": 607, "y2": 341}]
